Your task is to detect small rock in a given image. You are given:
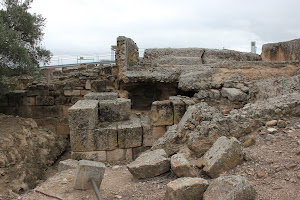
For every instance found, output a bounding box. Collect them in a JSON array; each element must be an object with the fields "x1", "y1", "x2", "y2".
[
  {"x1": 266, "y1": 120, "x2": 277, "y2": 127},
  {"x1": 243, "y1": 135, "x2": 256, "y2": 147},
  {"x1": 257, "y1": 172, "x2": 265, "y2": 178},
  {"x1": 277, "y1": 120, "x2": 287, "y2": 128},
  {"x1": 115, "y1": 195, "x2": 122, "y2": 199},
  {"x1": 267, "y1": 128, "x2": 277, "y2": 133},
  {"x1": 112, "y1": 165, "x2": 122, "y2": 170},
  {"x1": 62, "y1": 178, "x2": 68, "y2": 184},
  {"x1": 286, "y1": 163, "x2": 297, "y2": 169},
  {"x1": 297, "y1": 140, "x2": 300, "y2": 145},
  {"x1": 272, "y1": 185, "x2": 282, "y2": 190},
  {"x1": 265, "y1": 134, "x2": 275, "y2": 141}
]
